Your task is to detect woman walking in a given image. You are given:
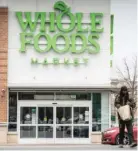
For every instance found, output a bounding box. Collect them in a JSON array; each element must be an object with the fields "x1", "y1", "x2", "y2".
[{"x1": 114, "y1": 86, "x2": 137, "y2": 148}]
